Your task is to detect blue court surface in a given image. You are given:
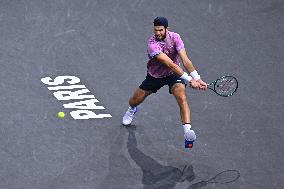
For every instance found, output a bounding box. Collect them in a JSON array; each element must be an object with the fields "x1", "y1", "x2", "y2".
[{"x1": 1, "y1": 0, "x2": 283, "y2": 188}]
